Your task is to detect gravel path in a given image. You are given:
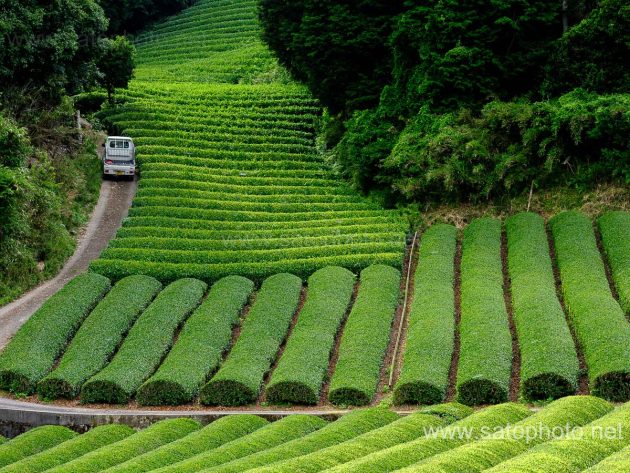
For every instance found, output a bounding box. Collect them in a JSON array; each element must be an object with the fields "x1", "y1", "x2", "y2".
[{"x1": 0, "y1": 178, "x2": 137, "y2": 349}]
